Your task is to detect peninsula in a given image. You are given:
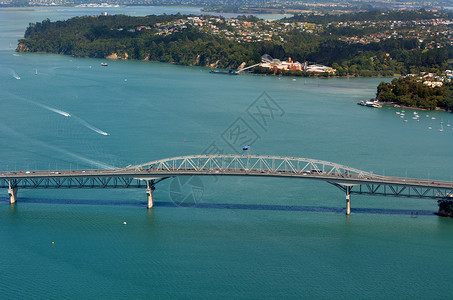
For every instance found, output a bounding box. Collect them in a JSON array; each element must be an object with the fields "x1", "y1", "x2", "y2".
[
  {"x1": 17, "y1": 10, "x2": 453, "y2": 77},
  {"x1": 376, "y1": 71, "x2": 453, "y2": 111}
]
